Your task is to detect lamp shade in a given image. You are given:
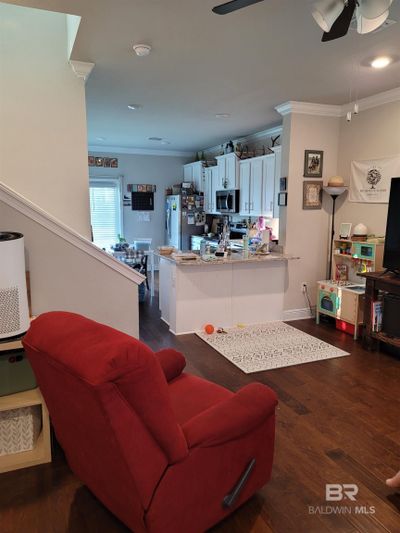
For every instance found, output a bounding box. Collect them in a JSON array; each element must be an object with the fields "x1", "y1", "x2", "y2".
[
  {"x1": 357, "y1": 0, "x2": 392, "y2": 19},
  {"x1": 312, "y1": 0, "x2": 345, "y2": 32},
  {"x1": 323, "y1": 186, "x2": 347, "y2": 197},
  {"x1": 357, "y1": 9, "x2": 389, "y2": 33}
]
